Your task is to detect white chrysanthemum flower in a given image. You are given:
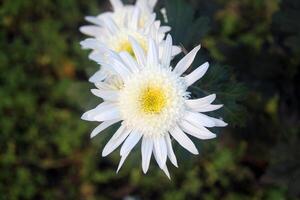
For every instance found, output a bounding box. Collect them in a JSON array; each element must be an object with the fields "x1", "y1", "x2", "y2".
[
  {"x1": 79, "y1": 0, "x2": 180, "y2": 83},
  {"x1": 81, "y1": 35, "x2": 227, "y2": 178},
  {"x1": 80, "y1": 0, "x2": 167, "y2": 38}
]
